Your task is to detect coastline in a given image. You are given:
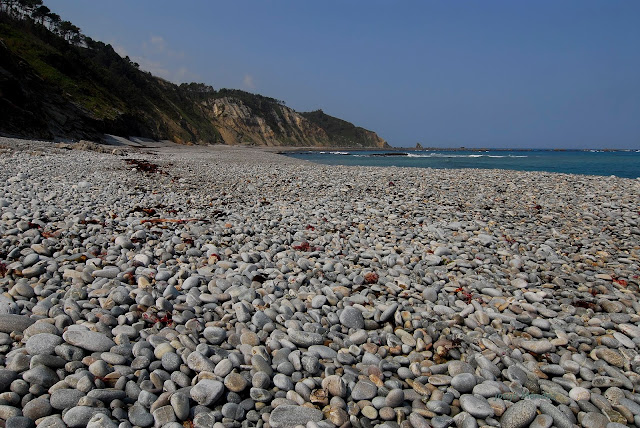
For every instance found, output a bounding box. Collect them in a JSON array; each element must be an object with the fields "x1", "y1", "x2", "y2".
[{"x1": 1, "y1": 136, "x2": 640, "y2": 427}]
